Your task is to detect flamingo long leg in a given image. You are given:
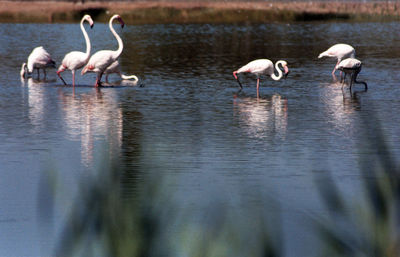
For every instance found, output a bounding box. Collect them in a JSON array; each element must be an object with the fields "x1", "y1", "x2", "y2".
[{"x1": 72, "y1": 70, "x2": 76, "y2": 87}]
